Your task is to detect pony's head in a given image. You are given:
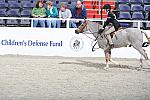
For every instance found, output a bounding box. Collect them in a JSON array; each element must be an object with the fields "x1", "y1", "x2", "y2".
[{"x1": 75, "y1": 20, "x2": 87, "y2": 34}]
